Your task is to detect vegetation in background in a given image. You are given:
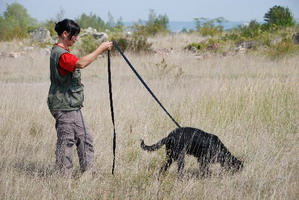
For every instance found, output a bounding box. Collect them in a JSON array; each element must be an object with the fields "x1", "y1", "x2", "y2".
[
  {"x1": 0, "y1": 3, "x2": 37, "y2": 41},
  {"x1": 109, "y1": 33, "x2": 152, "y2": 54},
  {"x1": 264, "y1": 5, "x2": 296, "y2": 28},
  {"x1": 266, "y1": 37, "x2": 299, "y2": 59},
  {"x1": 75, "y1": 32, "x2": 152, "y2": 57},
  {"x1": 75, "y1": 13, "x2": 108, "y2": 31},
  {"x1": 106, "y1": 11, "x2": 125, "y2": 32},
  {"x1": 132, "y1": 9, "x2": 170, "y2": 36},
  {"x1": 187, "y1": 6, "x2": 299, "y2": 59},
  {"x1": 185, "y1": 38, "x2": 223, "y2": 53},
  {"x1": 75, "y1": 34, "x2": 98, "y2": 57},
  {"x1": 75, "y1": 12, "x2": 124, "y2": 32},
  {"x1": 43, "y1": 20, "x2": 56, "y2": 37},
  {"x1": 0, "y1": 3, "x2": 298, "y2": 57},
  {"x1": 193, "y1": 17, "x2": 227, "y2": 36}
]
